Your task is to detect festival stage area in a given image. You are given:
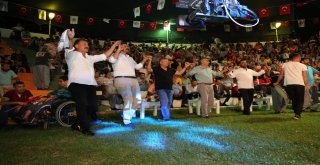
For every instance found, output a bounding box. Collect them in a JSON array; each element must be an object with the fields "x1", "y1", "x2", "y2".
[{"x1": 1, "y1": 108, "x2": 320, "y2": 165}]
